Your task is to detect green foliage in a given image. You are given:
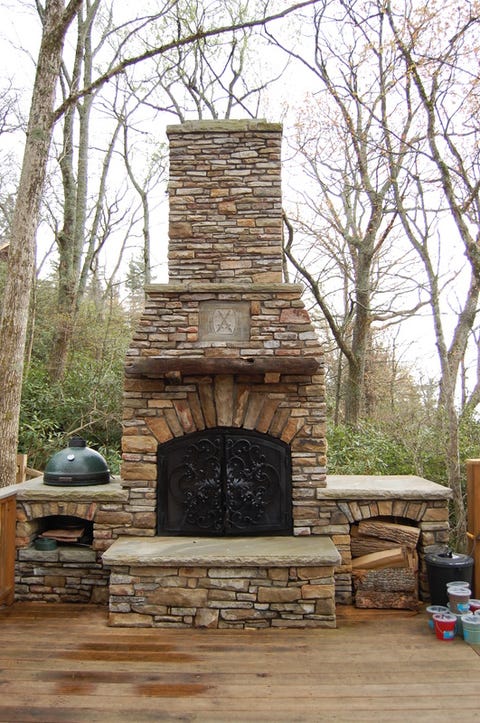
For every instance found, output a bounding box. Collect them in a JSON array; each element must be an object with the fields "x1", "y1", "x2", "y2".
[
  {"x1": 459, "y1": 411, "x2": 480, "y2": 478},
  {"x1": 19, "y1": 353, "x2": 124, "y2": 473},
  {"x1": 327, "y1": 413, "x2": 480, "y2": 489},
  {"x1": 18, "y1": 281, "x2": 133, "y2": 474},
  {"x1": 327, "y1": 421, "x2": 414, "y2": 476}
]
